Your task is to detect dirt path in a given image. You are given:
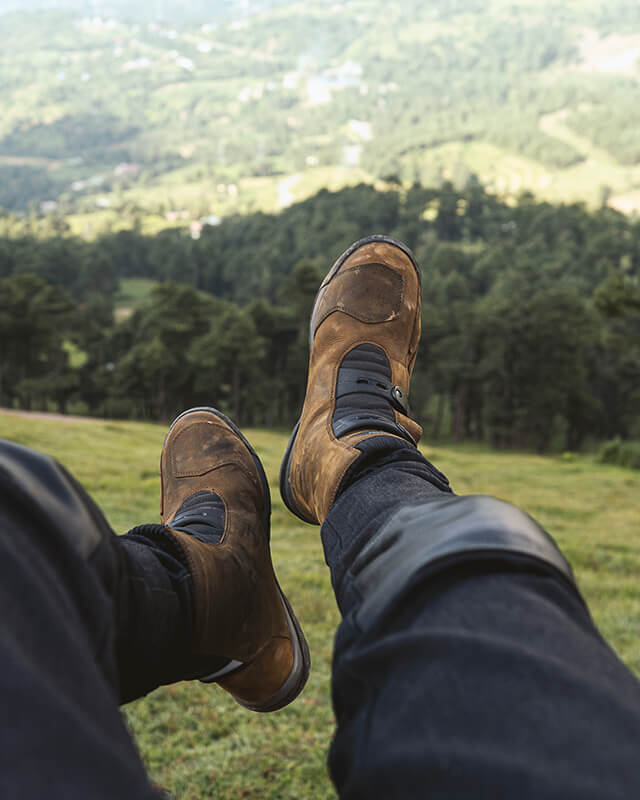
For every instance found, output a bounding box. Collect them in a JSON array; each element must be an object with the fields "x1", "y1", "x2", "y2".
[
  {"x1": 0, "y1": 155, "x2": 63, "y2": 170},
  {"x1": 277, "y1": 174, "x2": 301, "y2": 210},
  {"x1": 0, "y1": 408, "x2": 97, "y2": 424}
]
